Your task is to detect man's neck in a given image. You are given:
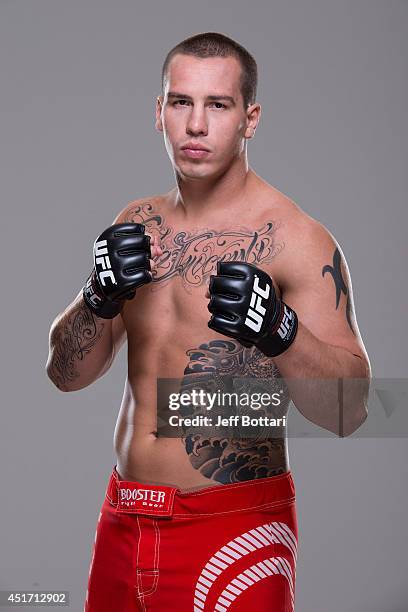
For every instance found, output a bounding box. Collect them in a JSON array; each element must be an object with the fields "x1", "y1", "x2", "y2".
[{"x1": 171, "y1": 156, "x2": 260, "y2": 222}]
